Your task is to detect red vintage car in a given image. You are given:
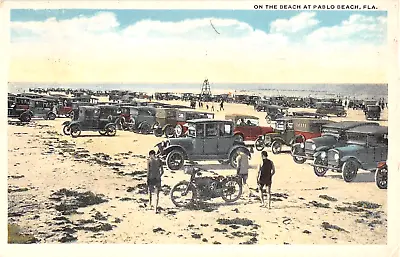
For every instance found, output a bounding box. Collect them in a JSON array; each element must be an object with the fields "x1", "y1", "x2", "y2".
[
  {"x1": 225, "y1": 114, "x2": 274, "y2": 142},
  {"x1": 175, "y1": 109, "x2": 214, "y2": 137}
]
